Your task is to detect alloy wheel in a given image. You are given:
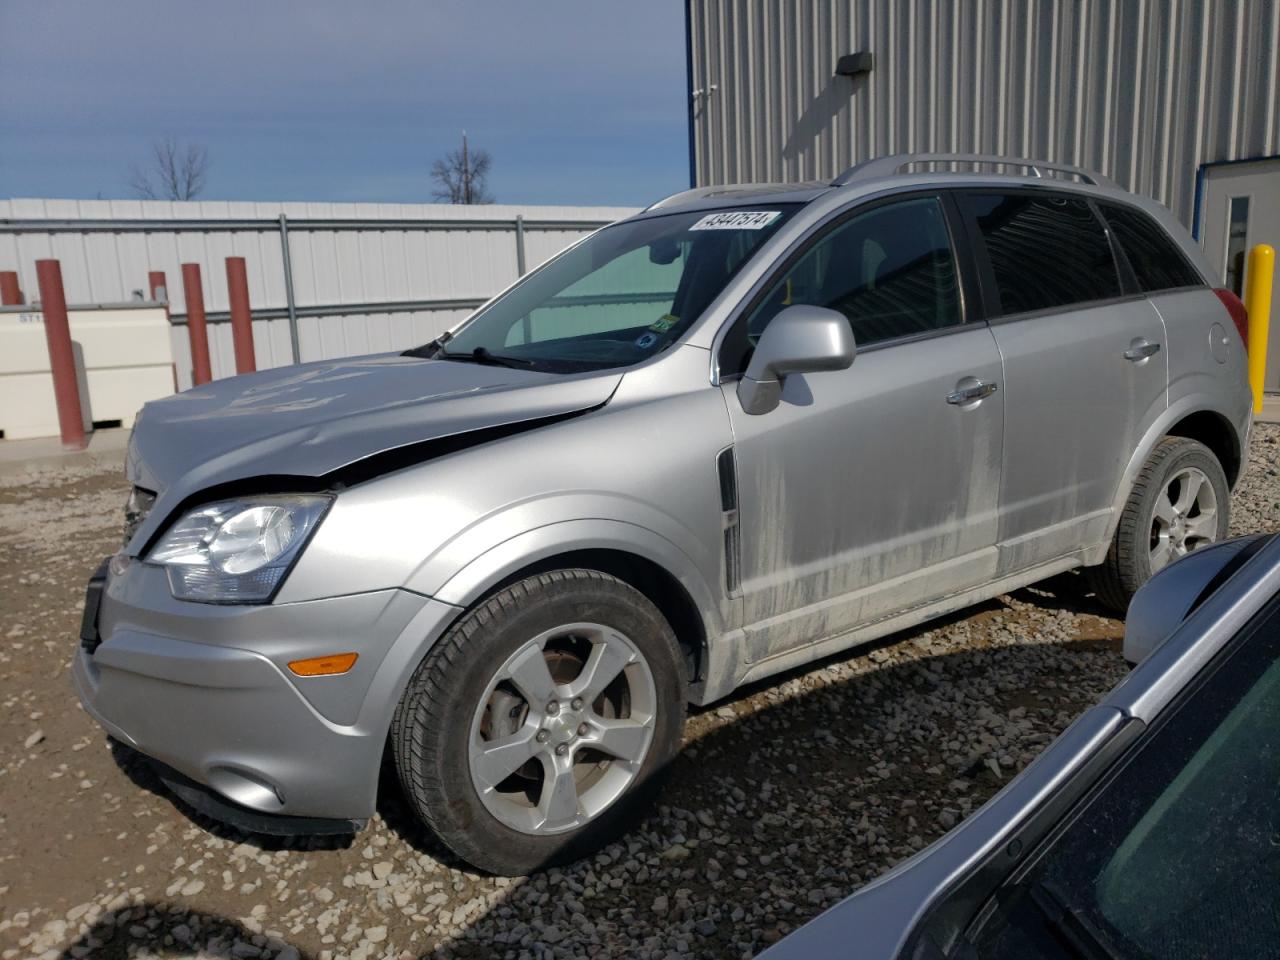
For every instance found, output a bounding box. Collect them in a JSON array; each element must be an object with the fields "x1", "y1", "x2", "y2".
[
  {"x1": 1149, "y1": 465, "x2": 1219, "y2": 573},
  {"x1": 468, "y1": 623, "x2": 657, "y2": 835}
]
